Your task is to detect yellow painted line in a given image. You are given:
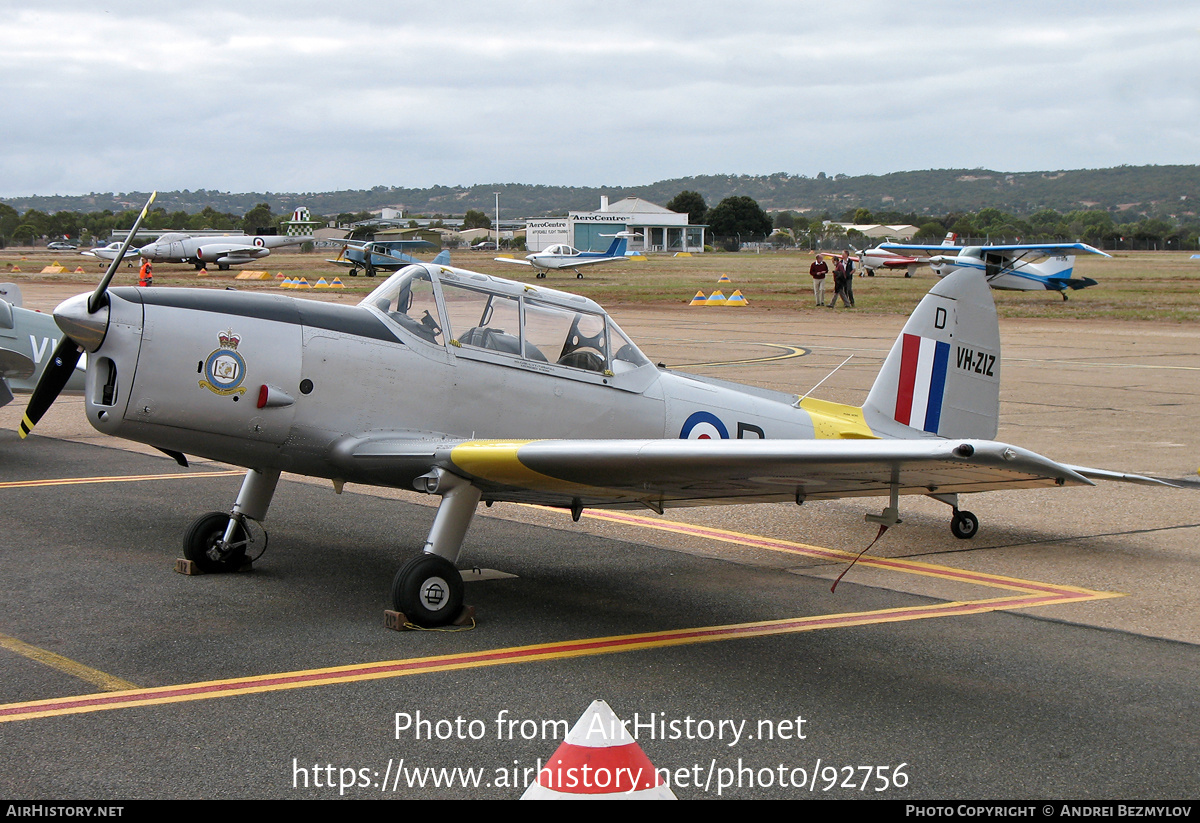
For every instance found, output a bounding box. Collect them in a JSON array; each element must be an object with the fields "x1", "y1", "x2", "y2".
[
  {"x1": 0, "y1": 633, "x2": 137, "y2": 693},
  {"x1": 672, "y1": 342, "x2": 809, "y2": 368},
  {"x1": 0, "y1": 470, "x2": 244, "y2": 489},
  {"x1": 0, "y1": 495, "x2": 1118, "y2": 724},
  {"x1": 573, "y1": 508, "x2": 1114, "y2": 597},
  {"x1": 0, "y1": 589, "x2": 1109, "y2": 723}
]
